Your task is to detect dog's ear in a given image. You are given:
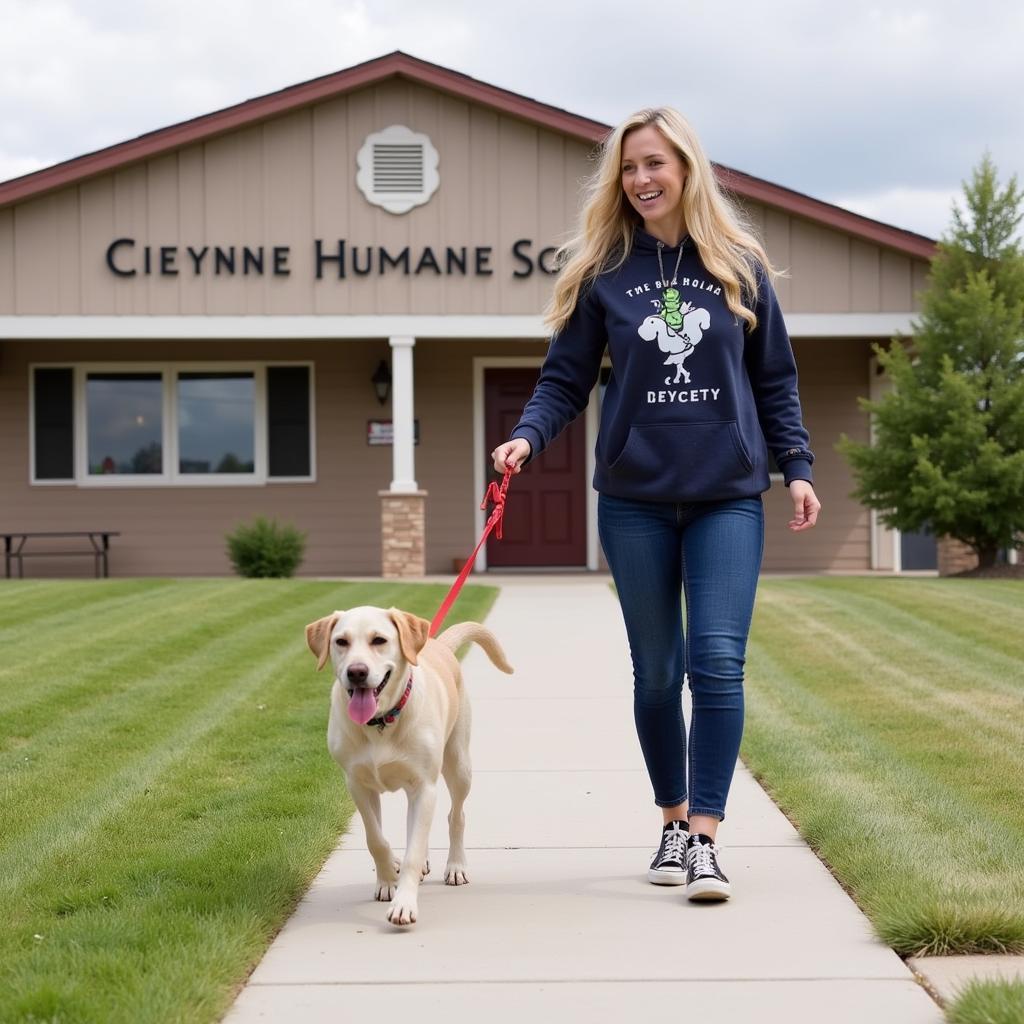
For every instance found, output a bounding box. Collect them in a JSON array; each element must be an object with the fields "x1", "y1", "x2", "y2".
[
  {"x1": 389, "y1": 608, "x2": 431, "y2": 666},
  {"x1": 305, "y1": 612, "x2": 342, "y2": 672}
]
